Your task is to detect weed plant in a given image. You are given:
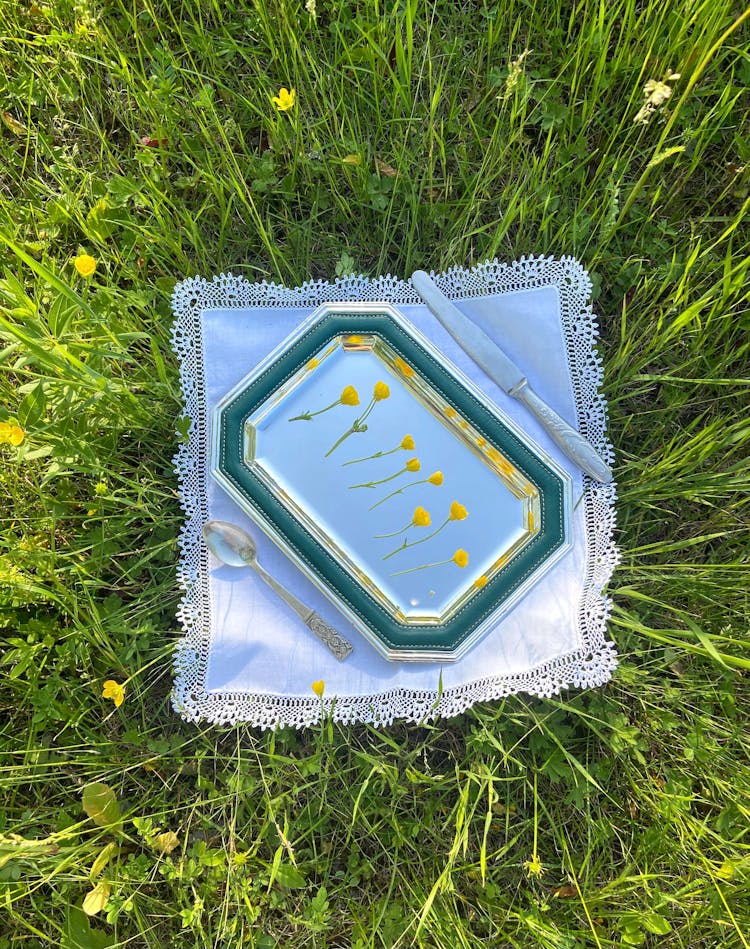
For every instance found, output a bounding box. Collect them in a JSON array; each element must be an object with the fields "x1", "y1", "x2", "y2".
[{"x1": 1, "y1": 0, "x2": 748, "y2": 946}]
